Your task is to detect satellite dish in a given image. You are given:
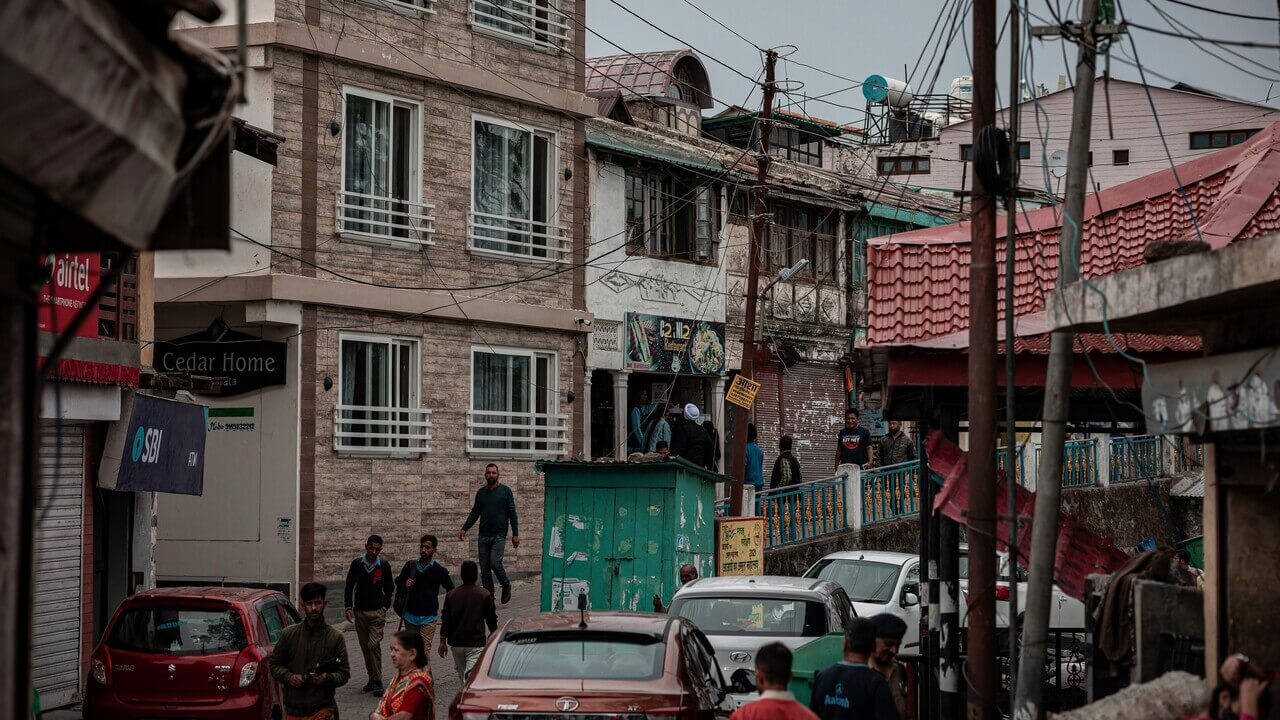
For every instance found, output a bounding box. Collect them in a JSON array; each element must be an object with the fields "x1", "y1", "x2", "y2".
[{"x1": 1049, "y1": 150, "x2": 1068, "y2": 179}]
